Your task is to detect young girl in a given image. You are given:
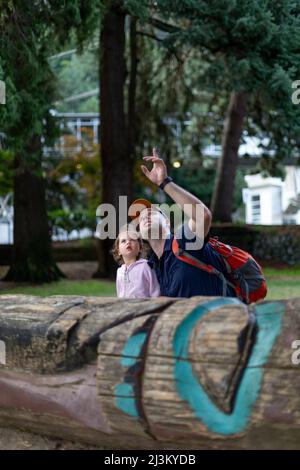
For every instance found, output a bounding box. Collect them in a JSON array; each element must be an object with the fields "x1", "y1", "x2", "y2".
[{"x1": 112, "y1": 224, "x2": 160, "y2": 298}]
